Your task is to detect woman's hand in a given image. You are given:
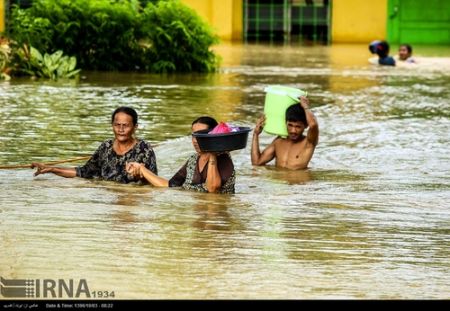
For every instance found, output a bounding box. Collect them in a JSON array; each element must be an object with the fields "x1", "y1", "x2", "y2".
[
  {"x1": 126, "y1": 162, "x2": 143, "y2": 178},
  {"x1": 127, "y1": 161, "x2": 168, "y2": 187},
  {"x1": 31, "y1": 162, "x2": 53, "y2": 176}
]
